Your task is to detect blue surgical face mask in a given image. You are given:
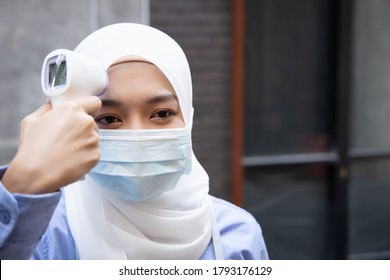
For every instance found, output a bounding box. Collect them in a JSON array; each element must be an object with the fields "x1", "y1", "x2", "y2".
[{"x1": 89, "y1": 128, "x2": 192, "y2": 202}]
